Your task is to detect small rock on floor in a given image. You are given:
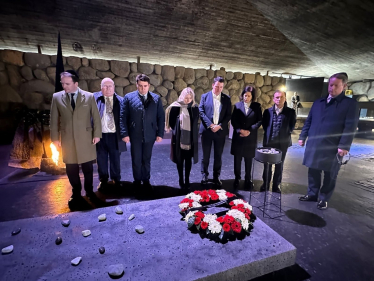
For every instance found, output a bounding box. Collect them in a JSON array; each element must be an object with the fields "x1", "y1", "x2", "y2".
[
  {"x1": 99, "y1": 247, "x2": 105, "y2": 254},
  {"x1": 135, "y1": 225, "x2": 144, "y2": 234},
  {"x1": 11, "y1": 228, "x2": 21, "y2": 236},
  {"x1": 108, "y1": 264, "x2": 124, "y2": 278},
  {"x1": 82, "y1": 230, "x2": 91, "y2": 237},
  {"x1": 71, "y1": 257, "x2": 82, "y2": 266},
  {"x1": 61, "y1": 220, "x2": 70, "y2": 227},
  {"x1": 115, "y1": 206, "x2": 123, "y2": 214},
  {"x1": 2, "y1": 245, "x2": 14, "y2": 254},
  {"x1": 98, "y1": 214, "x2": 106, "y2": 222},
  {"x1": 128, "y1": 214, "x2": 135, "y2": 221}
]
